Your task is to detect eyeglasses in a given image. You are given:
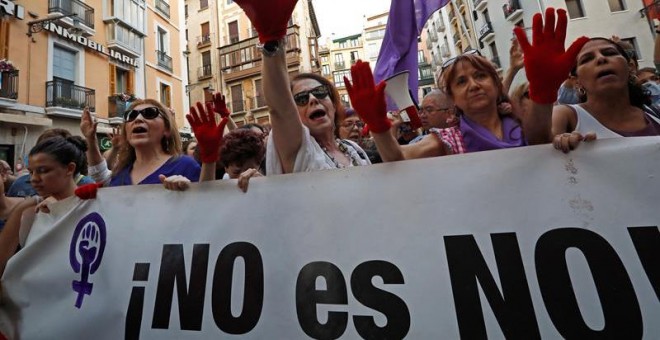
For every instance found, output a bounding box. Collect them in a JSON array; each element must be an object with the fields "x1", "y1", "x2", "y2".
[
  {"x1": 124, "y1": 107, "x2": 162, "y2": 122},
  {"x1": 293, "y1": 85, "x2": 330, "y2": 106},
  {"x1": 419, "y1": 107, "x2": 452, "y2": 116},
  {"x1": 341, "y1": 120, "x2": 365, "y2": 129},
  {"x1": 441, "y1": 49, "x2": 482, "y2": 69}
]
